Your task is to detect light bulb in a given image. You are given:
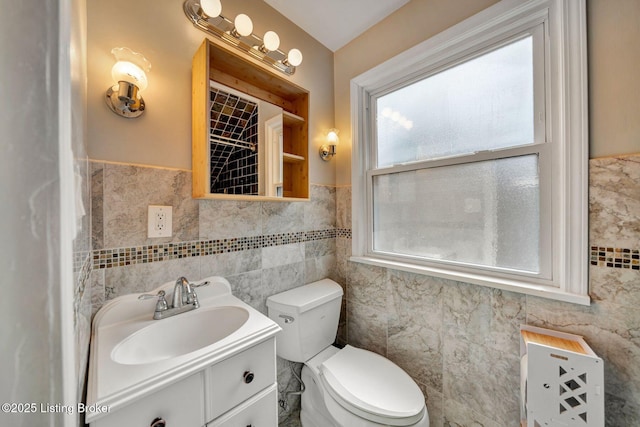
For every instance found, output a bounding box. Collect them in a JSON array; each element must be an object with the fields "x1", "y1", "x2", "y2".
[
  {"x1": 327, "y1": 129, "x2": 340, "y2": 145},
  {"x1": 110, "y1": 47, "x2": 150, "y2": 92},
  {"x1": 200, "y1": 0, "x2": 222, "y2": 18},
  {"x1": 263, "y1": 31, "x2": 280, "y2": 52},
  {"x1": 111, "y1": 61, "x2": 148, "y2": 92},
  {"x1": 287, "y1": 48, "x2": 303, "y2": 67},
  {"x1": 234, "y1": 14, "x2": 253, "y2": 37},
  {"x1": 200, "y1": 0, "x2": 221, "y2": 18}
]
